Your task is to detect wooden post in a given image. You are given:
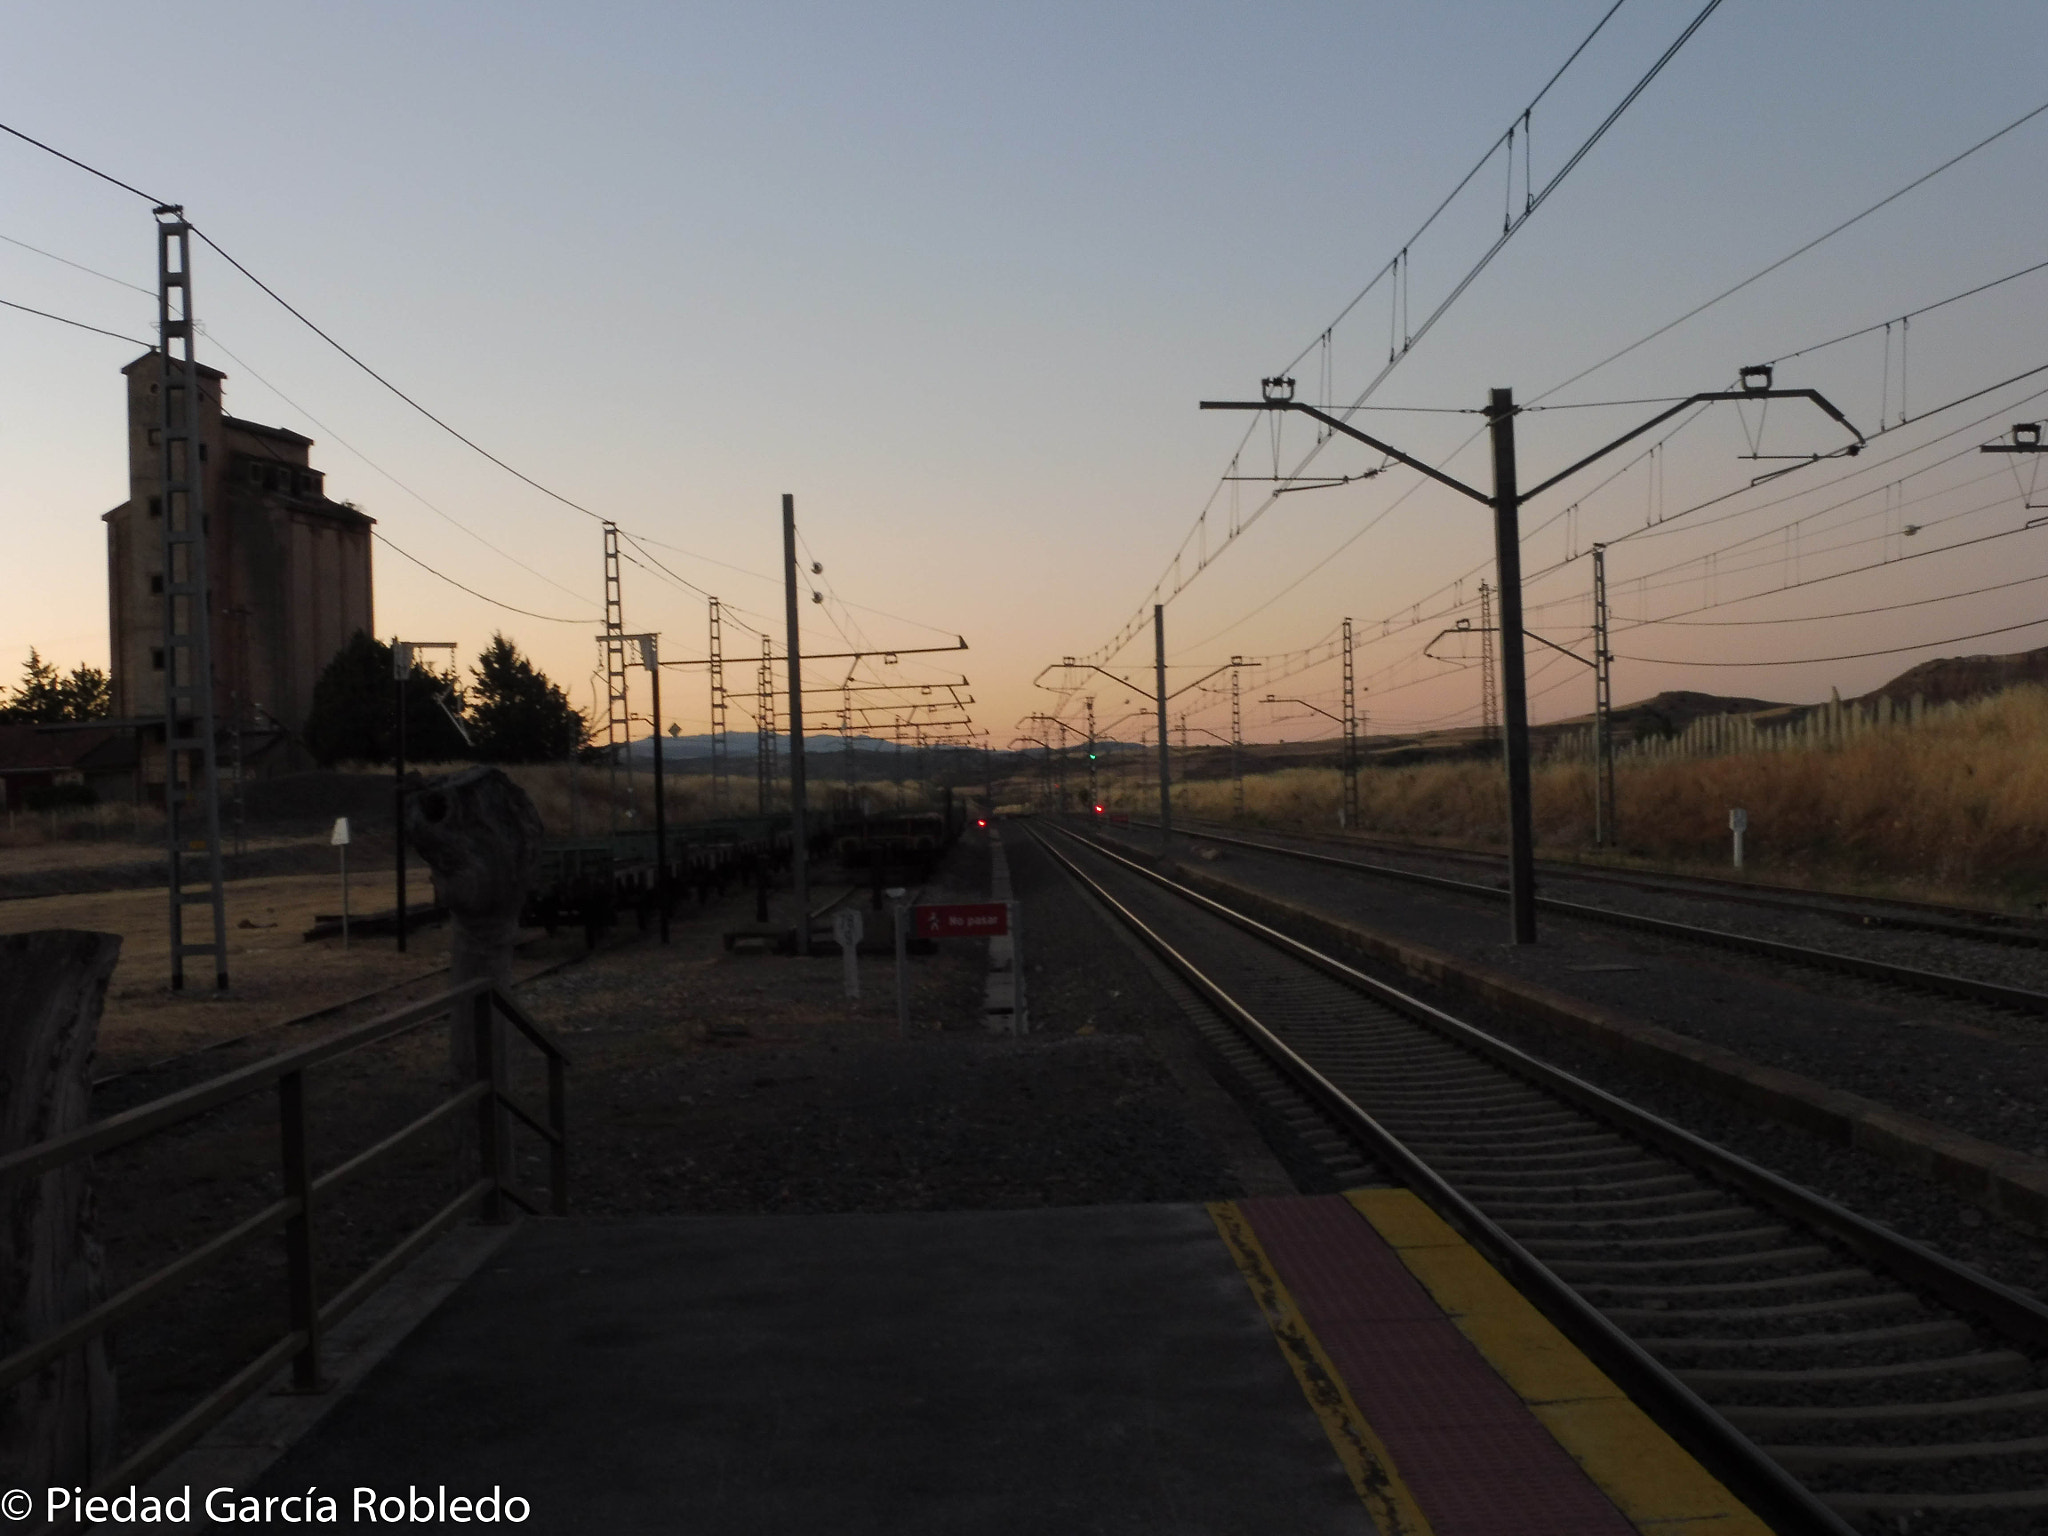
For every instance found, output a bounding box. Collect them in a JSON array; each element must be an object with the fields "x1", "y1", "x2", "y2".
[{"x1": 0, "y1": 932, "x2": 121, "y2": 1488}]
